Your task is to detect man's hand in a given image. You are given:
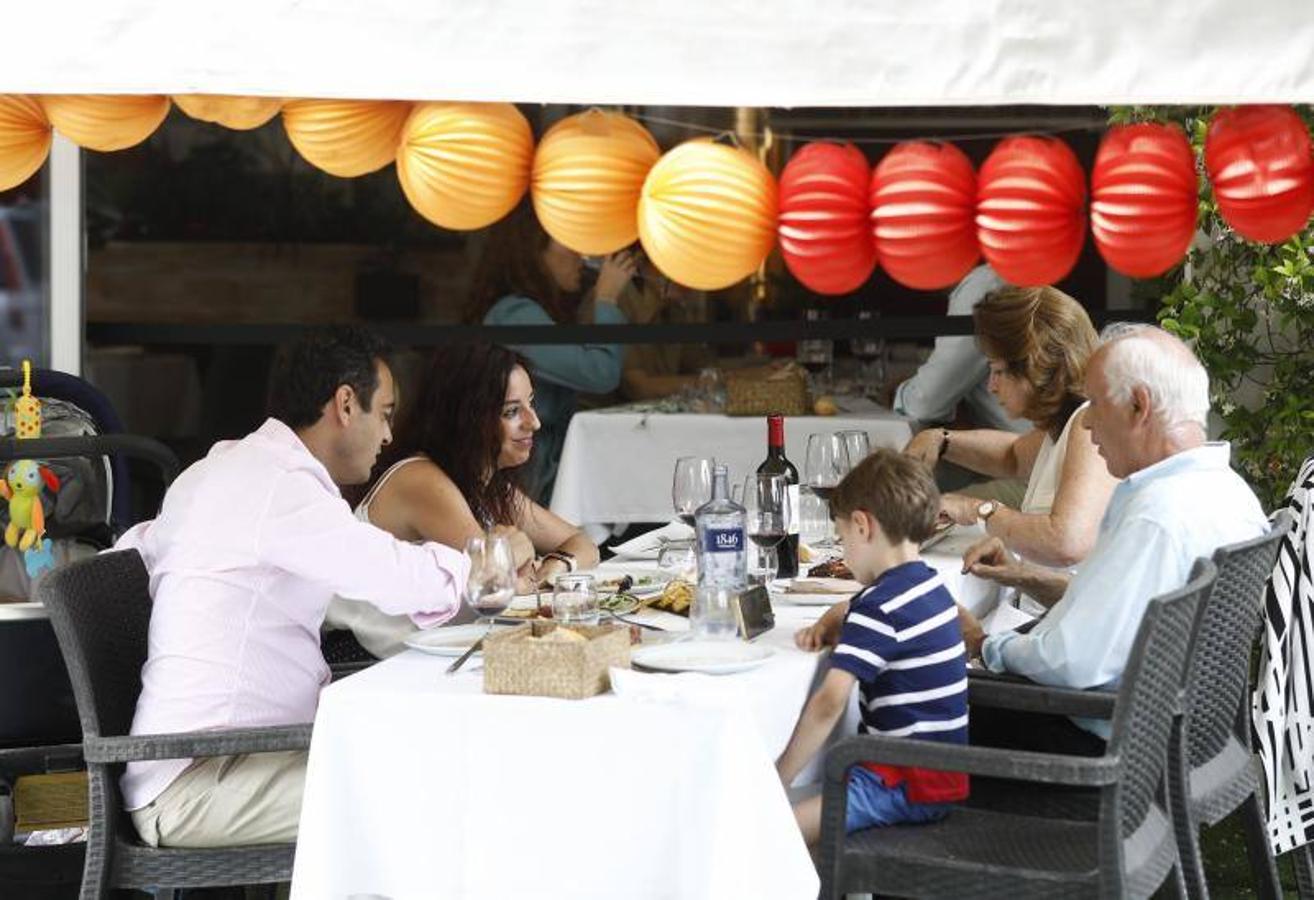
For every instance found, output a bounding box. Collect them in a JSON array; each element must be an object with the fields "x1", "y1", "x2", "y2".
[
  {"x1": 961, "y1": 536, "x2": 1028, "y2": 588},
  {"x1": 795, "y1": 600, "x2": 848, "y2": 651},
  {"x1": 903, "y1": 428, "x2": 946, "y2": 467},
  {"x1": 957, "y1": 604, "x2": 986, "y2": 659},
  {"x1": 940, "y1": 492, "x2": 980, "y2": 526}
]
